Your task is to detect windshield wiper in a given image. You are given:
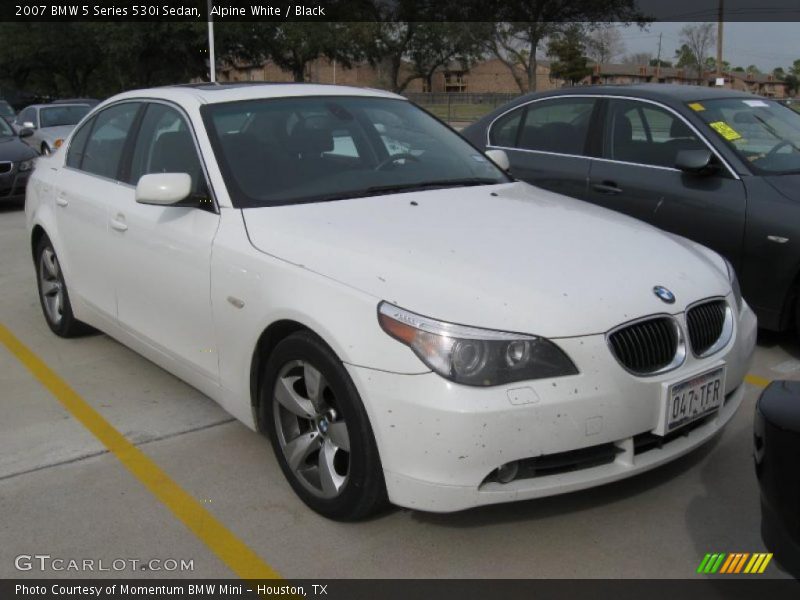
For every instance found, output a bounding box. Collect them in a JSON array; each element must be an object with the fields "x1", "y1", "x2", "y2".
[
  {"x1": 305, "y1": 179, "x2": 501, "y2": 204},
  {"x1": 363, "y1": 178, "x2": 500, "y2": 195}
]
